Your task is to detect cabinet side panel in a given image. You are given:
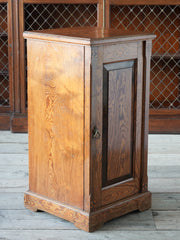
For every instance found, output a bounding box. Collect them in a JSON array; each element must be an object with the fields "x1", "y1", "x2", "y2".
[{"x1": 27, "y1": 40, "x2": 84, "y2": 209}]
